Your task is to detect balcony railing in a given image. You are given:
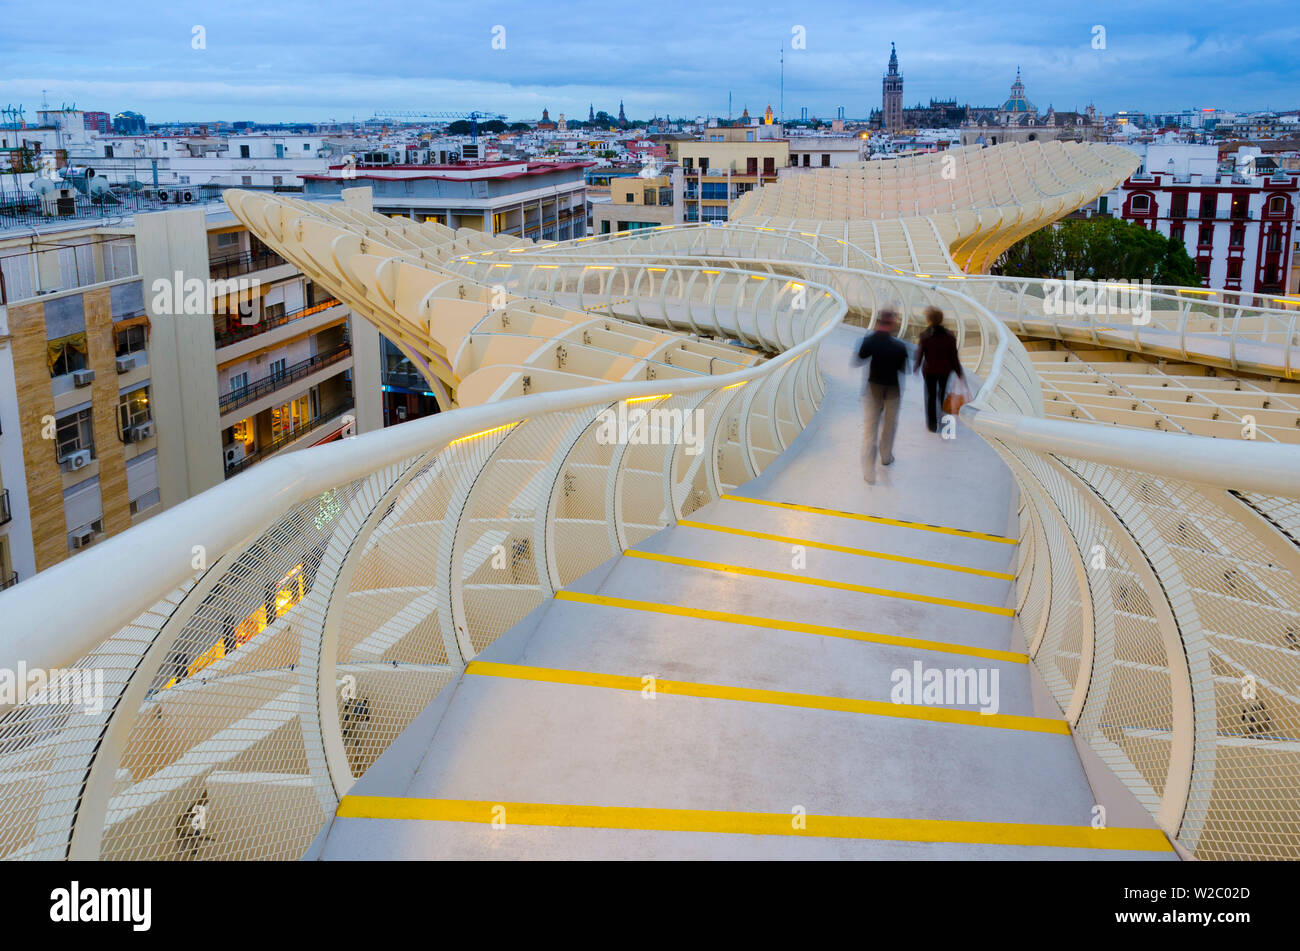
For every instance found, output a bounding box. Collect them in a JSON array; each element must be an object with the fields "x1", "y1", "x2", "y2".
[
  {"x1": 219, "y1": 342, "x2": 351, "y2": 415},
  {"x1": 224, "y1": 398, "x2": 355, "y2": 477},
  {"x1": 214, "y1": 299, "x2": 342, "y2": 349},
  {"x1": 209, "y1": 247, "x2": 288, "y2": 281},
  {"x1": 0, "y1": 488, "x2": 10, "y2": 527}
]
